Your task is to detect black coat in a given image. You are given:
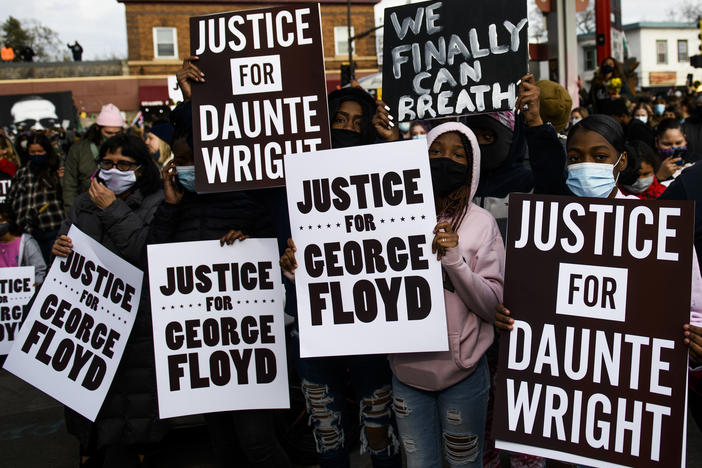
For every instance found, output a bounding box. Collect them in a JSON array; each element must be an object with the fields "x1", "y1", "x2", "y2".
[
  {"x1": 148, "y1": 190, "x2": 273, "y2": 244},
  {"x1": 62, "y1": 188, "x2": 168, "y2": 448}
]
